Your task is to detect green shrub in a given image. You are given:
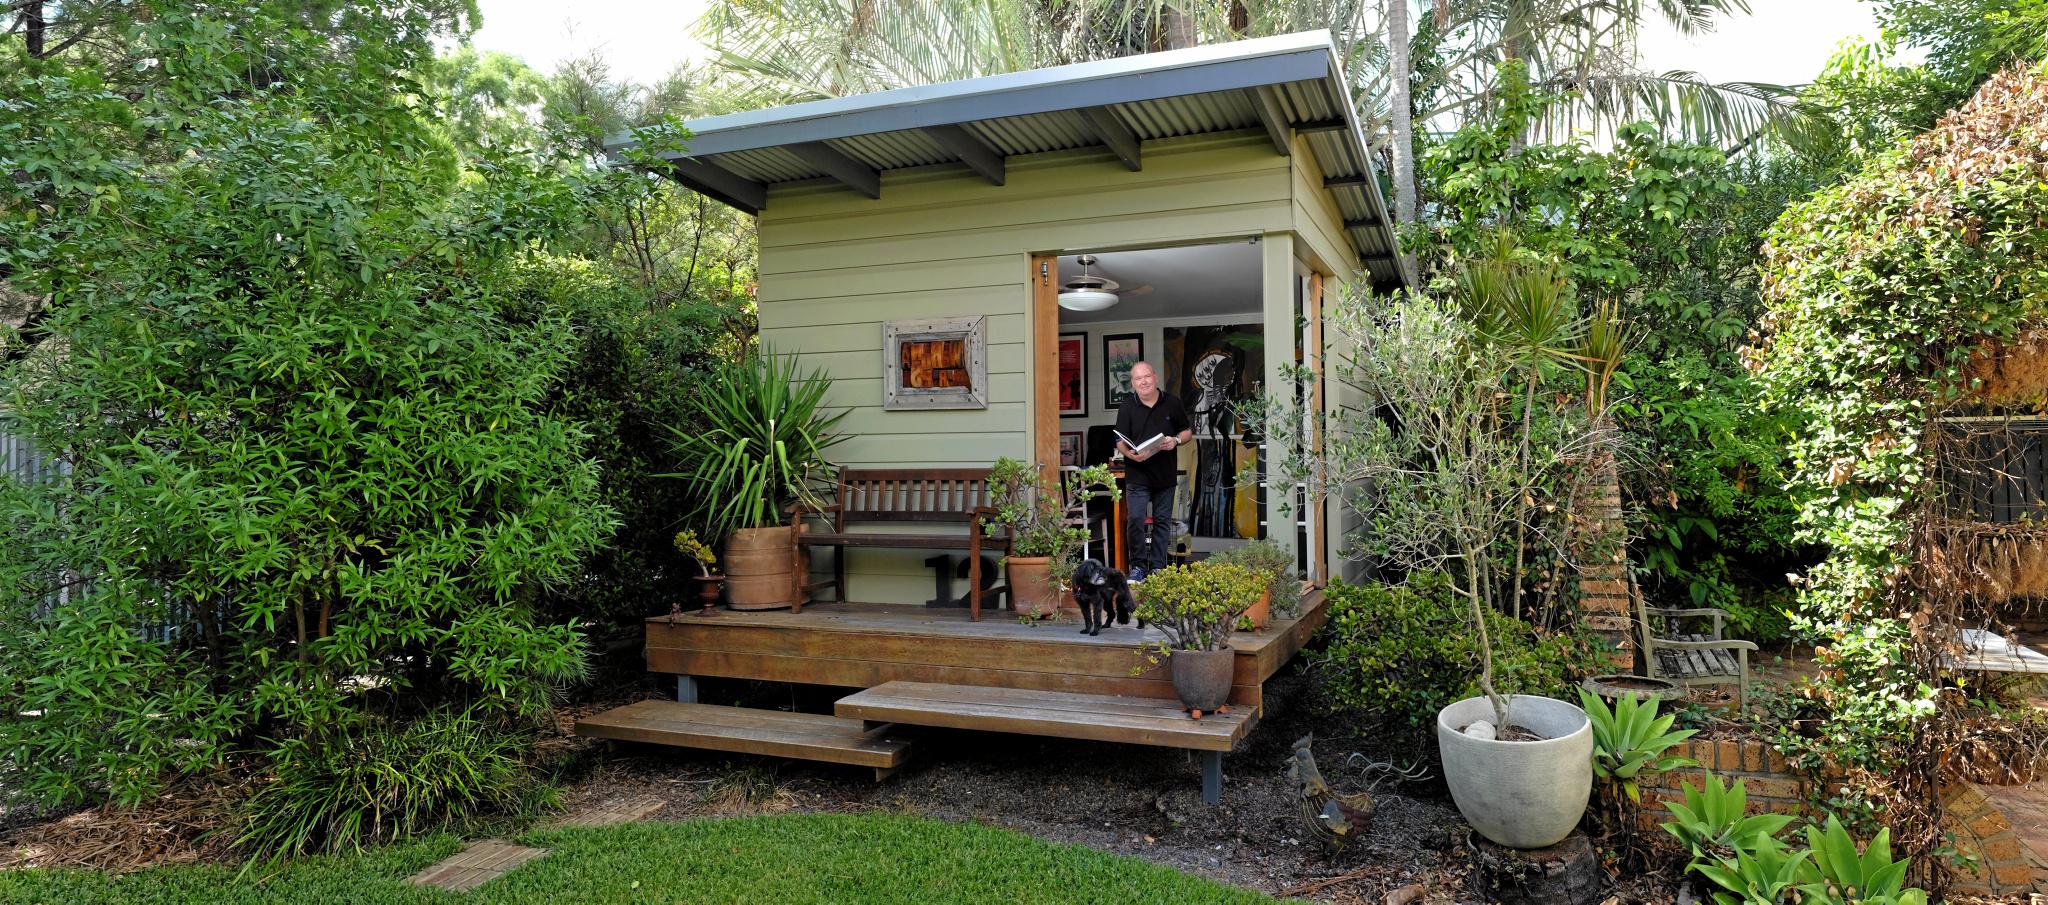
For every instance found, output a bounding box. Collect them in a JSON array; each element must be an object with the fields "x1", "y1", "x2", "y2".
[
  {"x1": 0, "y1": 4, "x2": 609, "y2": 807},
  {"x1": 1133, "y1": 562, "x2": 1263, "y2": 654},
  {"x1": 1206, "y1": 539, "x2": 1302, "y2": 617},
  {"x1": 1312, "y1": 574, "x2": 1607, "y2": 731},
  {"x1": 237, "y1": 709, "x2": 545, "y2": 861}
]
